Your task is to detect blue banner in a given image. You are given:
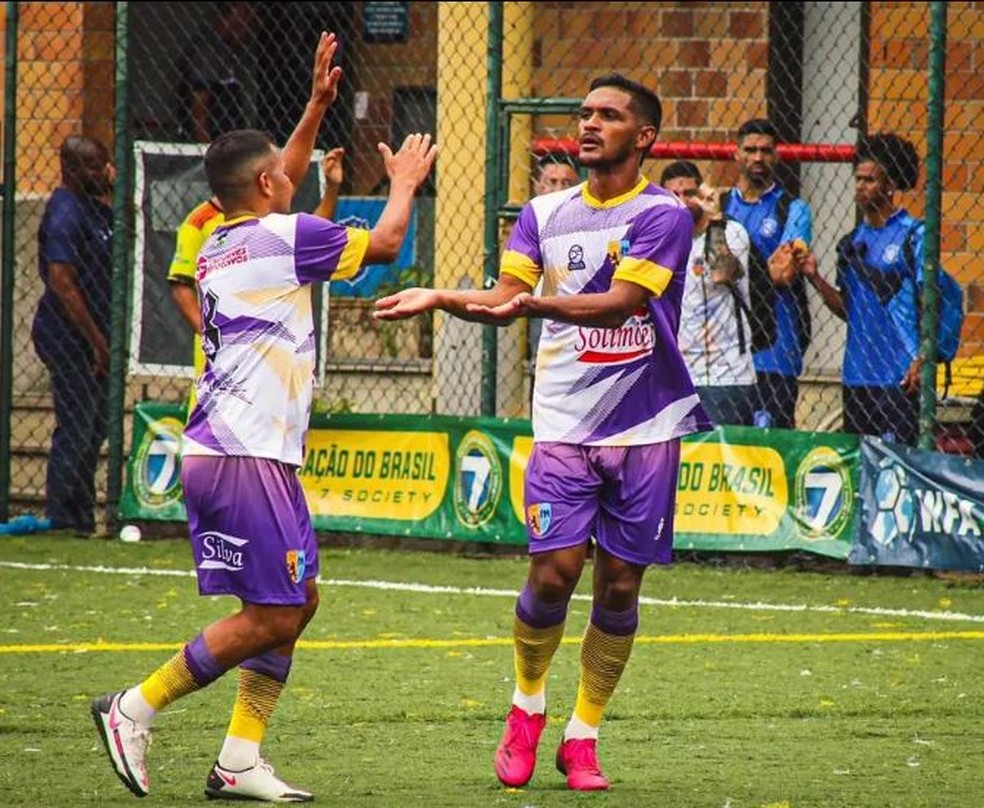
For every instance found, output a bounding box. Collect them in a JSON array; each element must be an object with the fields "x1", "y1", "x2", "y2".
[
  {"x1": 330, "y1": 197, "x2": 417, "y2": 297},
  {"x1": 851, "y1": 438, "x2": 984, "y2": 571}
]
